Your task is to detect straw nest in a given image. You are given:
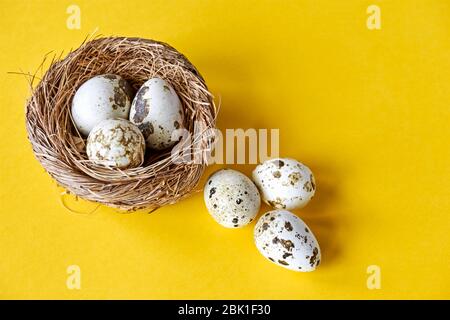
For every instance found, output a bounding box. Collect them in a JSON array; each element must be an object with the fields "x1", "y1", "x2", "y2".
[{"x1": 25, "y1": 37, "x2": 216, "y2": 211}]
